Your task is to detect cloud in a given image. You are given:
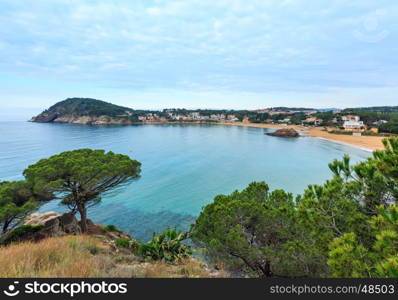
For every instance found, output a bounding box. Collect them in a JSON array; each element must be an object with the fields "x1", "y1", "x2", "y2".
[{"x1": 0, "y1": 0, "x2": 397, "y2": 109}]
